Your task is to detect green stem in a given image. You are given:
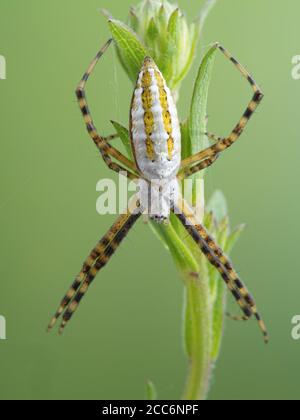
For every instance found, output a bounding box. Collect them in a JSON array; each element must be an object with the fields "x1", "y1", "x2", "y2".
[
  {"x1": 182, "y1": 266, "x2": 212, "y2": 400},
  {"x1": 180, "y1": 204, "x2": 213, "y2": 401}
]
